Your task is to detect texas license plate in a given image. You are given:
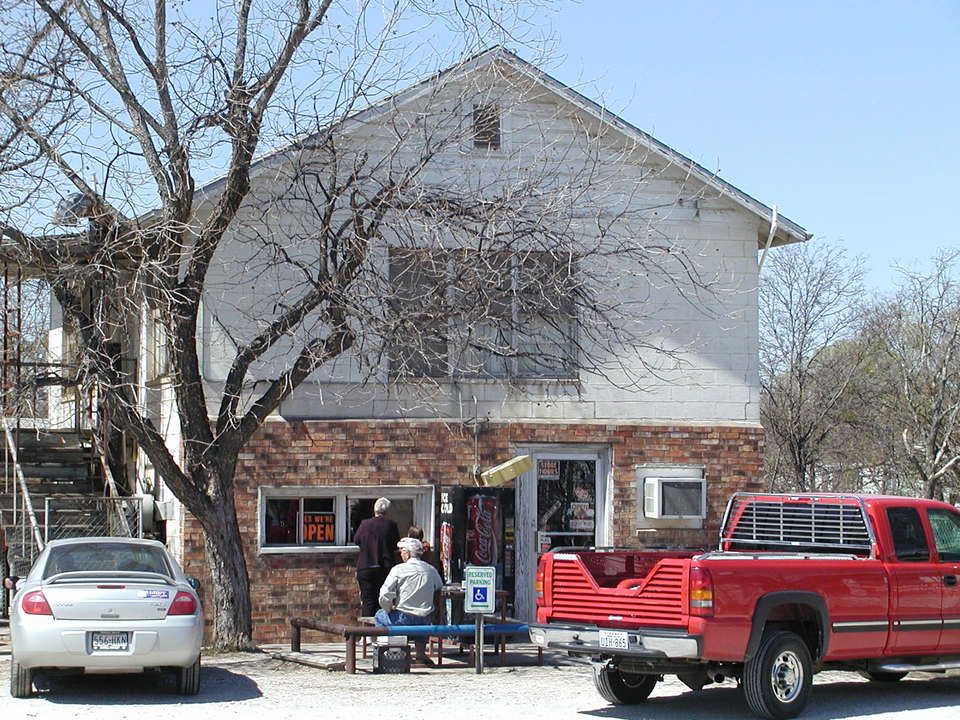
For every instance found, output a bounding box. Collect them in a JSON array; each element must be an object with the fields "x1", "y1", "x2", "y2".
[
  {"x1": 598, "y1": 630, "x2": 629, "y2": 650},
  {"x1": 91, "y1": 631, "x2": 129, "y2": 651}
]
